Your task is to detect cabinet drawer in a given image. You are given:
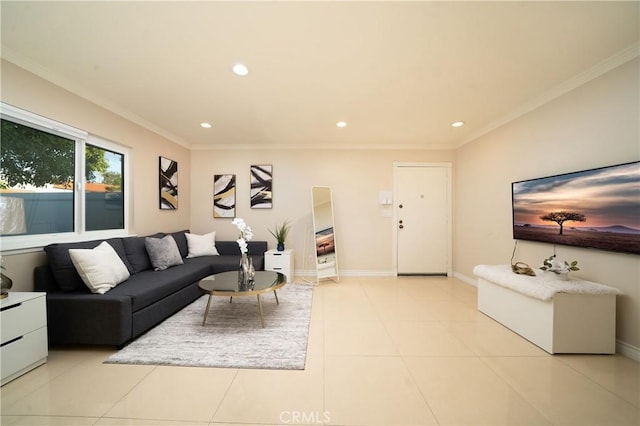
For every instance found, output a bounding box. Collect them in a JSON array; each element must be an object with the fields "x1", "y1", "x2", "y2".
[
  {"x1": 1, "y1": 296, "x2": 47, "y2": 344},
  {"x1": 265, "y1": 254, "x2": 289, "y2": 269},
  {"x1": 1, "y1": 326, "x2": 48, "y2": 384},
  {"x1": 266, "y1": 259, "x2": 289, "y2": 270}
]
